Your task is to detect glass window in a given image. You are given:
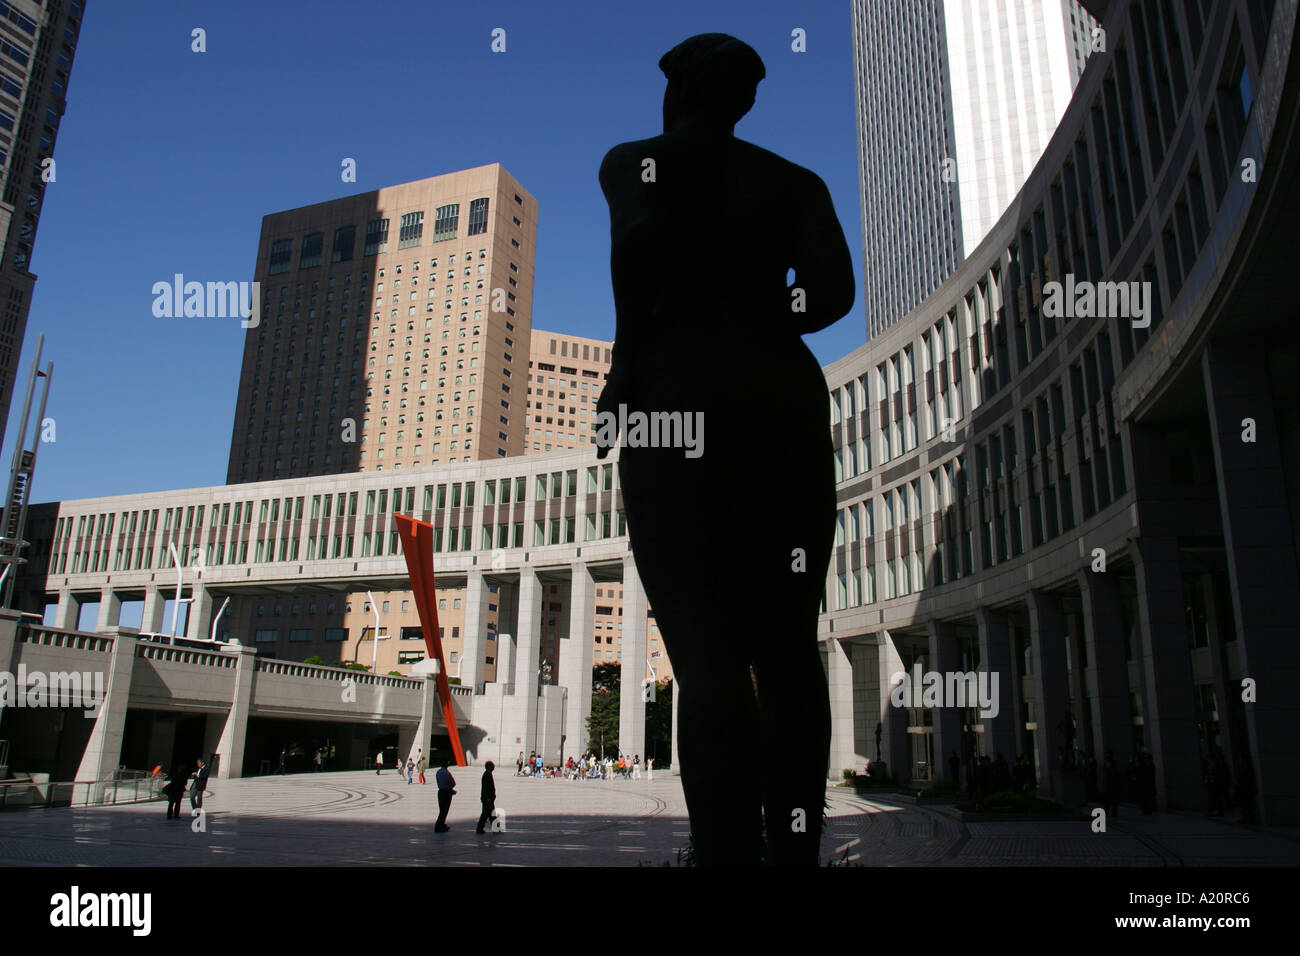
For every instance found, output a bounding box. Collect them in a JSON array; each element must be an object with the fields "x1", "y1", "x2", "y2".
[
  {"x1": 433, "y1": 203, "x2": 460, "y2": 241},
  {"x1": 467, "y1": 197, "x2": 490, "y2": 236}
]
